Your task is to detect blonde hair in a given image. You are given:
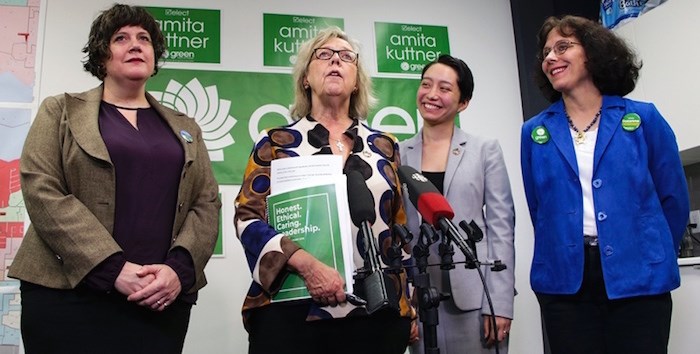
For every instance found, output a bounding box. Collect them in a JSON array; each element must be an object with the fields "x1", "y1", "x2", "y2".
[{"x1": 289, "y1": 26, "x2": 376, "y2": 120}]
